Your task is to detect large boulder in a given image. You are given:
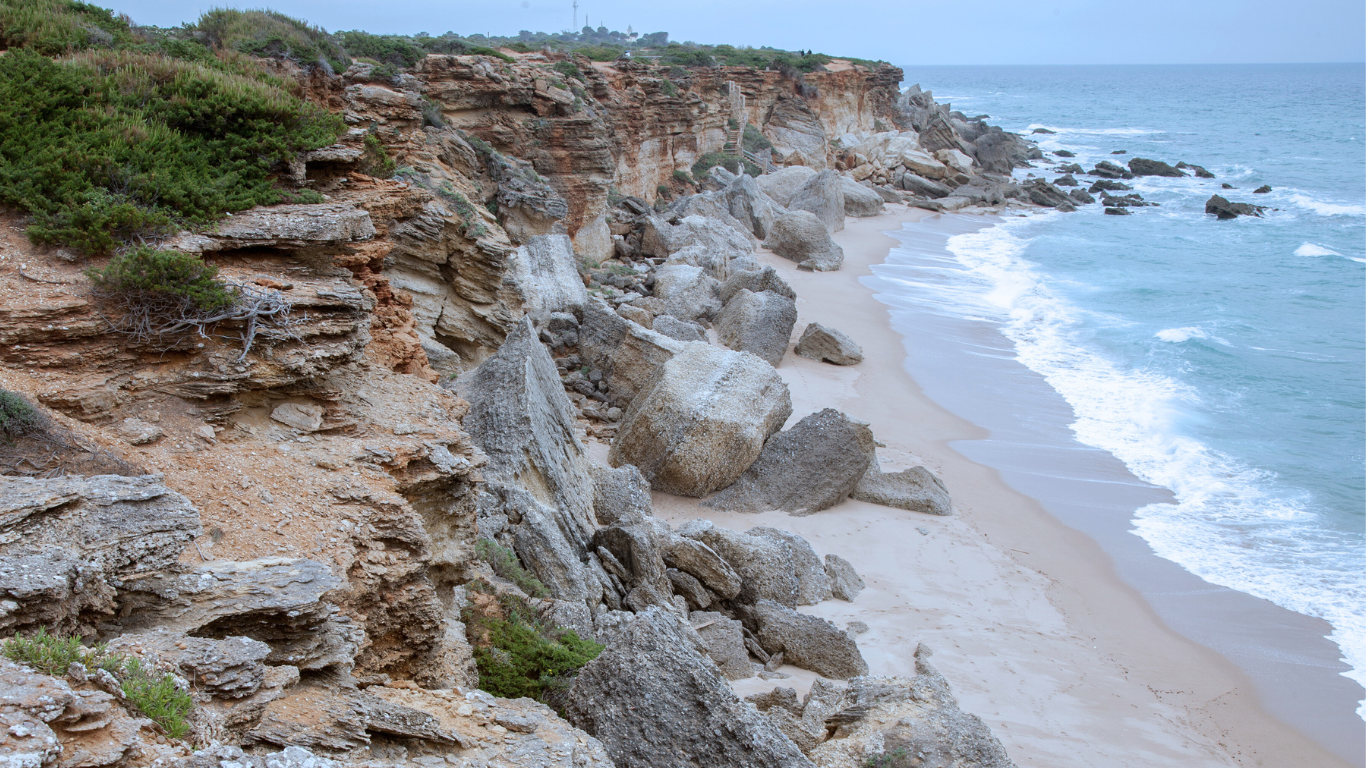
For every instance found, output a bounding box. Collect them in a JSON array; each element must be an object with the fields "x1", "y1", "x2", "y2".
[
  {"x1": 935, "y1": 148, "x2": 975, "y2": 176},
  {"x1": 896, "y1": 149, "x2": 950, "y2": 180},
  {"x1": 1128, "y1": 157, "x2": 1185, "y2": 177},
  {"x1": 852, "y1": 463, "x2": 952, "y2": 516},
  {"x1": 1023, "y1": 178, "x2": 1075, "y2": 210},
  {"x1": 652, "y1": 264, "x2": 722, "y2": 324},
  {"x1": 794, "y1": 322, "x2": 863, "y2": 365},
  {"x1": 726, "y1": 174, "x2": 787, "y2": 238},
  {"x1": 661, "y1": 535, "x2": 743, "y2": 600},
  {"x1": 1205, "y1": 194, "x2": 1266, "y2": 220},
  {"x1": 508, "y1": 233, "x2": 588, "y2": 314},
  {"x1": 609, "y1": 343, "x2": 792, "y2": 497},
  {"x1": 895, "y1": 172, "x2": 953, "y2": 199},
  {"x1": 752, "y1": 599, "x2": 868, "y2": 679},
  {"x1": 640, "y1": 215, "x2": 756, "y2": 260},
  {"x1": 668, "y1": 192, "x2": 760, "y2": 244},
  {"x1": 676, "y1": 521, "x2": 800, "y2": 607},
  {"x1": 705, "y1": 409, "x2": 876, "y2": 515},
  {"x1": 749, "y1": 527, "x2": 832, "y2": 605},
  {"x1": 714, "y1": 289, "x2": 798, "y2": 367},
  {"x1": 690, "y1": 610, "x2": 753, "y2": 680},
  {"x1": 973, "y1": 128, "x2": 1031, "y2": 175},
  {"x1": 664, "y1": 243, "x2": 758, "y2": 282},
  {"x1": 756, "y1": 166, "x2": 819, "y2": 207},
  {"x1": 839, "y1": 176, "x2": 885, "y2": 217},
  {"x1": 456, "y1": 319, "x2": 602, "y2": 602},
  {"x1": 720, "y1": 265, "x2": 796, "y2": 304},
  {"x1": 0, "y1": 474, "x2": 200, "y2": 636},
  {"x1": 588, "y1": 464, "x2": 652, "y2": 526},
  {"x1": 561, "y1": 608, "x2": 815, "y2": 768},
  {"x1": 650, "y1": 315, "x2": 707, "y2": 343},
  {"x1": 765, "y1": 96, "x2": 829, "y2": 170},
  {"x1": 764, "y1": 211, "x2": 844, "y2": 272},
  {"x1": 788, "y1": 170, "x2": 846, "y2": 232},
  {"x1": 578, "y1": 299, "x2": 684, "y2": 405}
]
